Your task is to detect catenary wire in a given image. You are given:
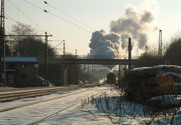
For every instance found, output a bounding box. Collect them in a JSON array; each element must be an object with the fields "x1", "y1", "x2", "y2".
[
  {"x1": 42, "y1": 0, "x2": 95, "y2": 31},
  {"x1": 7, "y1": 0, "x2": 47, "y2": 33},
  {"x1": 7, "y1": 0, "x2": 86, "y2": 53},
  {"x1": 23, "y1": 0, "x2": 92, "y2": 33},
  {"x1": 5, "y1": 15, "x2": 45, "y2": 35}
]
